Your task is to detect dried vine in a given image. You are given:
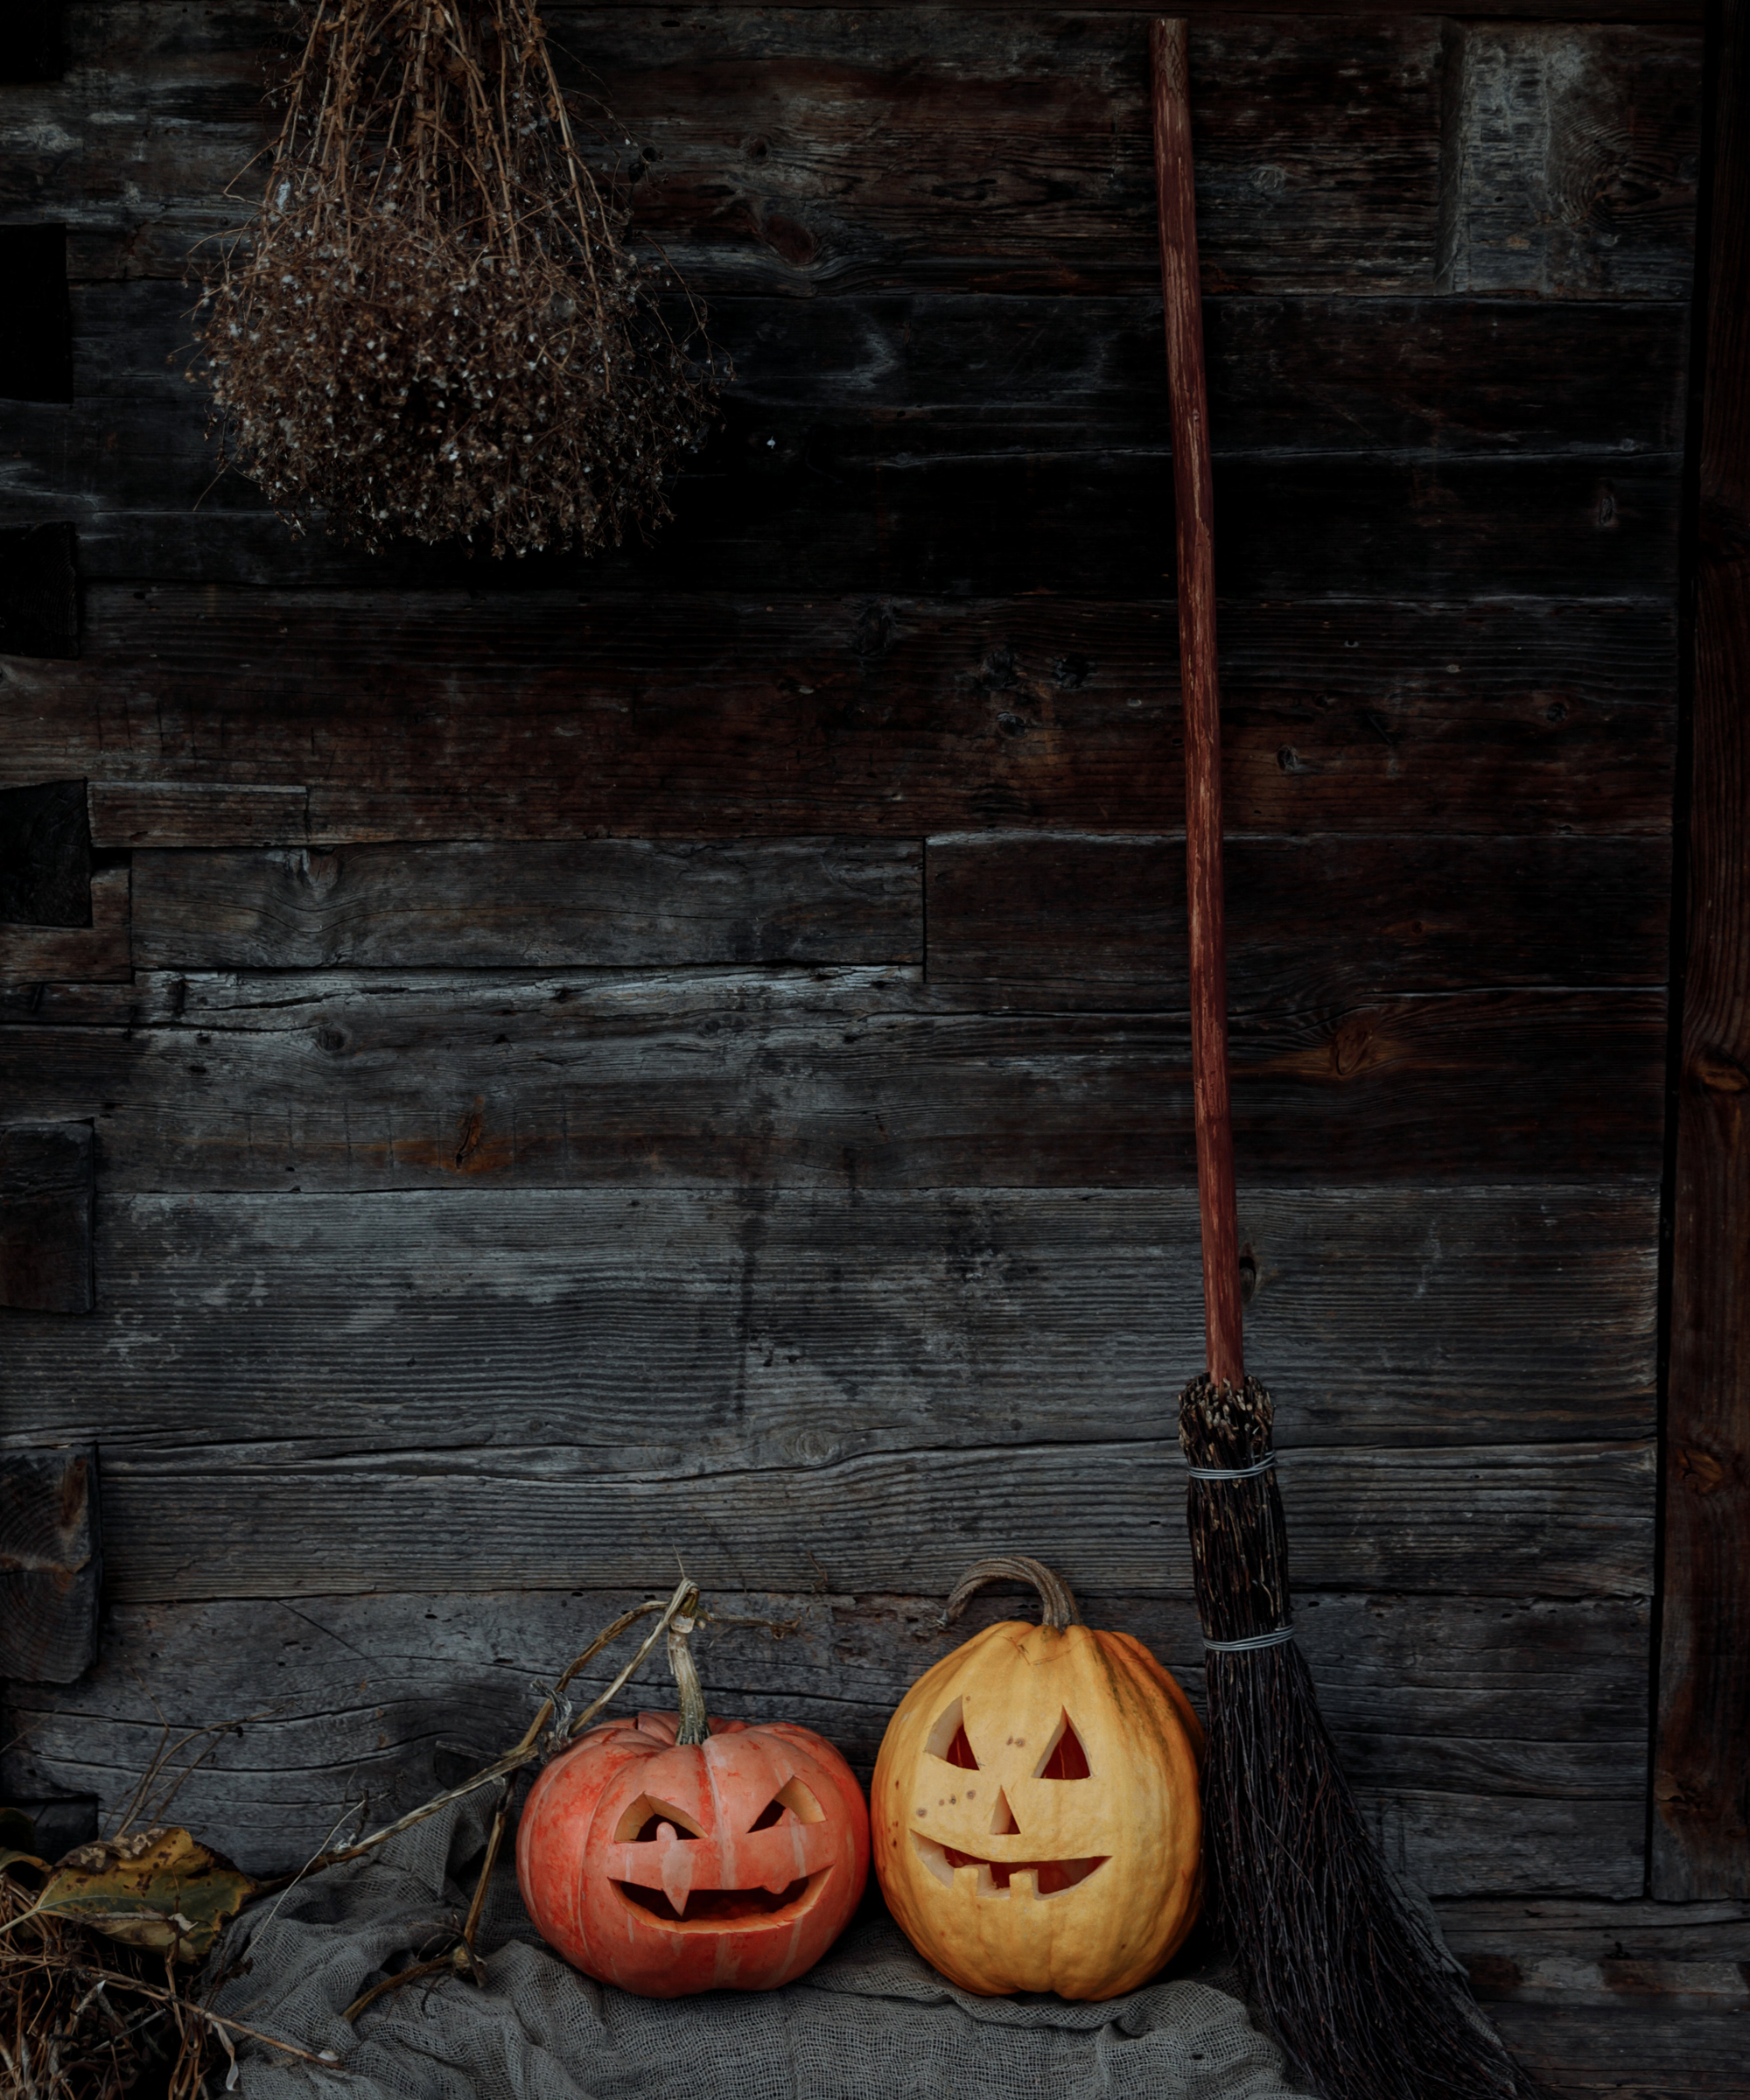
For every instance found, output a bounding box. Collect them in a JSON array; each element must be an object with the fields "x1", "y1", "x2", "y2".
[{"x1": 192, "y1": 0, "x2": 720, "y2": 556}]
